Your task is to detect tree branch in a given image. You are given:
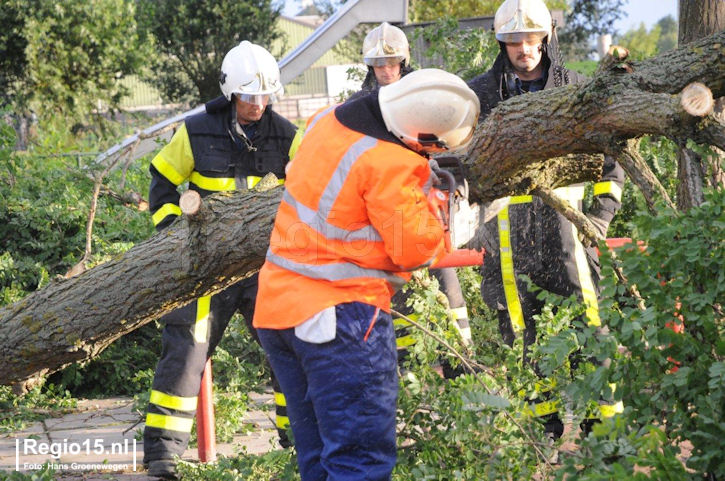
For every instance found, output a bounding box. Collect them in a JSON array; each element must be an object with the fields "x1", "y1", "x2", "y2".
[
  {"x1": 611, "y1": 140, "x2": 676, "y2": 213},
  {"x1": 676, "y1": 145, "x2": 706, "y2": 210},
  {"x1": 531, "y1": 186, "x2": 602, "y2": 247},
  {"x1": 463, "y1": 30, "x2": 725, "y2": 203}
]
